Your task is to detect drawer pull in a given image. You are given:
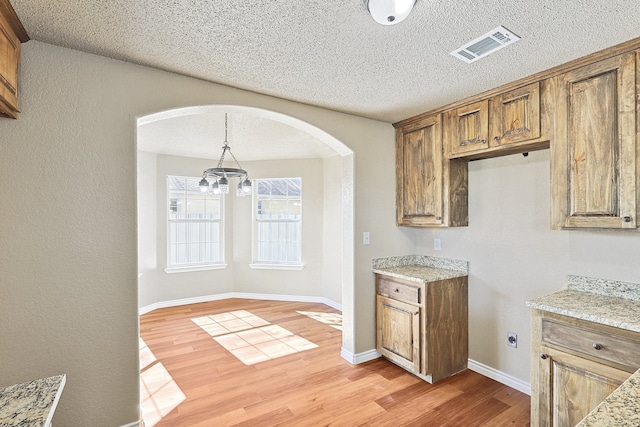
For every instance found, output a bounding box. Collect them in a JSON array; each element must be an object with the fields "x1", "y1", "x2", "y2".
[
  {"x1": 593, "y1": 343, "x2": 603, "y2": 351},
  {"x1": 540, "y1": 353, "x2": 548, "y2": 360}
]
